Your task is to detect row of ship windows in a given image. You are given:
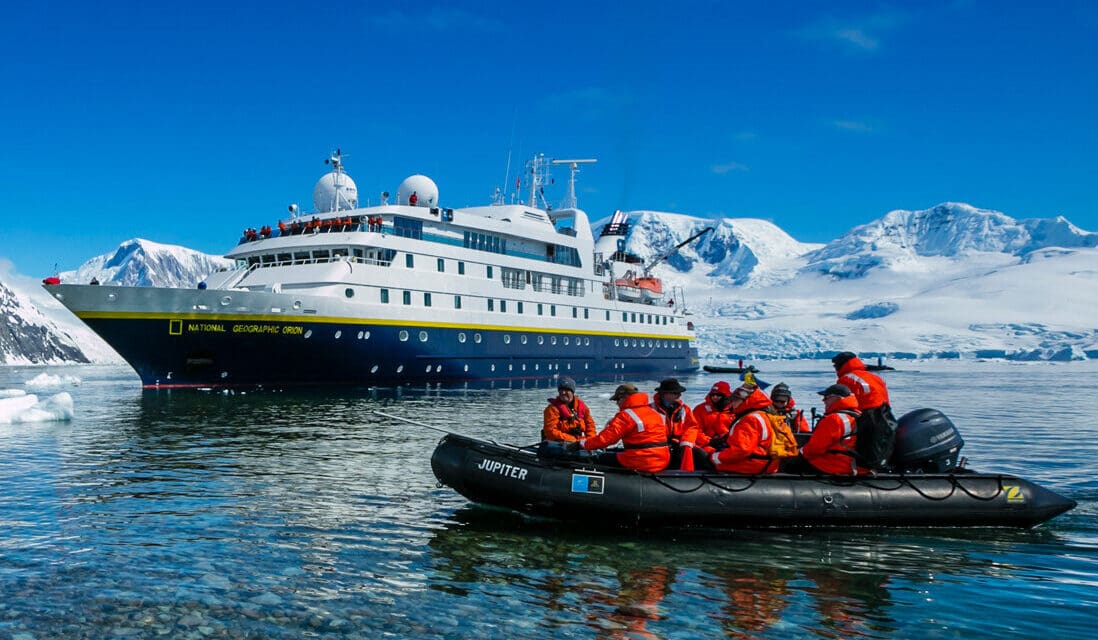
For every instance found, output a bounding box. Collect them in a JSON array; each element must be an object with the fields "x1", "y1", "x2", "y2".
[
  {"x1": 241, "y1": 251, "x2": 587, "y2": 298},
  {"x1": 366, "y1": 288, "x2": 673, "y2": 325},
  {"x1": 300, "y1": 328, "x2": 687, "y2": 349}
]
